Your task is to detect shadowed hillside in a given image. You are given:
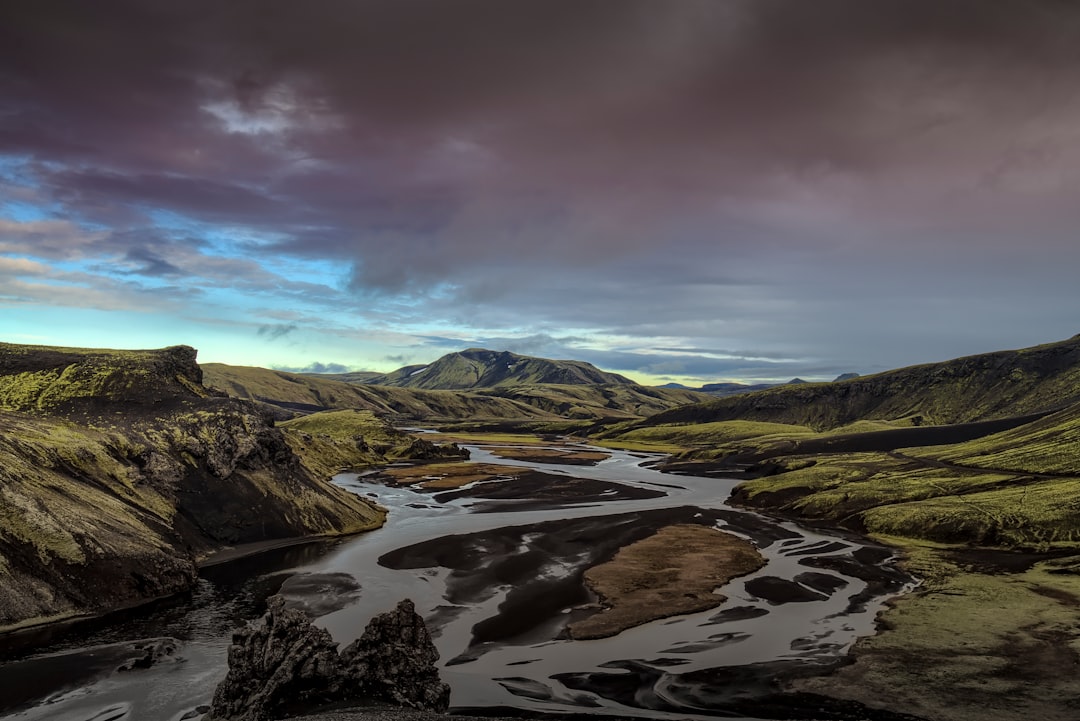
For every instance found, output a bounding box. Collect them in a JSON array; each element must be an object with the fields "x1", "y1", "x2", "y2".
[
  {"x1": 0, "y1": 343, "x2": 447, "y2": 632},
  {"x1": 638, "y1": 335, "x2": 1080, "y2": 431}
]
